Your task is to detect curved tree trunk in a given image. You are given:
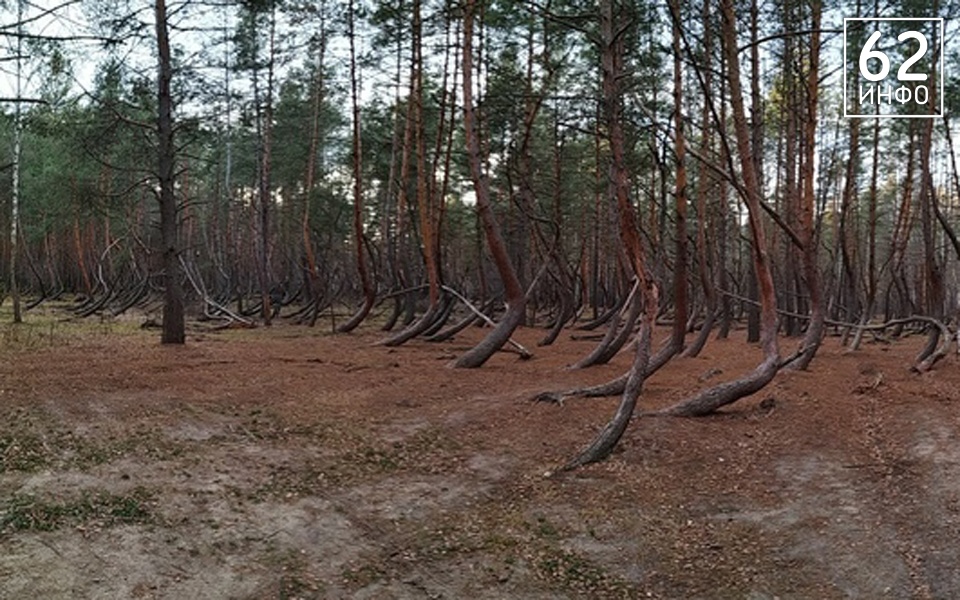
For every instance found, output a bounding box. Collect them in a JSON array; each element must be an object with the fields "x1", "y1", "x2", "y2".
[
  {"x1": 914, "y1": 318, "x2": 949, "y2": 373},
  {"x1": 785, "y1": 1, "x2": 823, "y2": 371},
  {"x1": 381, "y1": 298, "x2": 446, "y2": 347},
  {"x1": 421, "y1": 294, "x2": 455, "y2": 337},
  {"x1": 570, "y1": 283, "x2": 640, "y2": 369},
  {"x1": 560, "y1": 302, "x2": 655, "y2": 472},
  {"x1": 661, "y1": 355, "x2": 779, "y2": 417},
  {"x1": 337, "y1": 0, "x2": 375, "y2": 333},
  {"x1": 538, "y1": 270, "x2": 574, "y2": 347},
  {"x1": 534, "y1": 331, "x2": 680, "y2": 406},
  {"x1": 338, "y1": 294, "x2": 376, "y2": 334},
  {"x1": 575, "y1": 294, "x2": 625, "y2": 330},
  {"x1": 539, "y1": 305, "x2": 571, "y2": 346},
  {"x1": 660, "y1": 0, "x2": 780, "y2": 417},
  {"x1": 454, "y1": 0, "x2": 527, "y2": 369},
  {"x1": 681, "y1": 0, "x2": 716, "y2": 360},
  {"x1": 425, "y1": 300, "x2": 489, "y2": 342},
  {"x1": 455, "y1": 302, "x2": 527, "y2": 368},
  {"x1": 381, "y1": 295, "x2": 403, "y2": 332},
  {"x1": 683, "y1": 309, "x2": 717, "y2": 358},
  {"x1": 553, "y1": 0, "x2": 658, "y2": 469}
]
